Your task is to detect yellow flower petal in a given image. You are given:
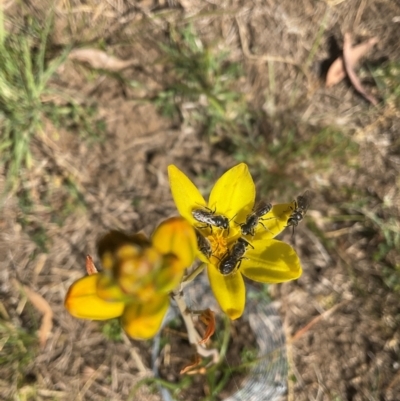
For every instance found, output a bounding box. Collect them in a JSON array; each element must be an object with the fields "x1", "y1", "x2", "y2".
[
  {"x1": 65, "y1": 274, "x2": 125, "y2": 320},
  {"x1": 152, "y1": 216, "x2": 197, "y2": 267},
  {"x1": 154, "y1": 255, "x2": 186, "y2": 294},
  {"x1": 208, "y1": 163, "x2": 255, "y2": 223},
  {"x1": 207, "y1": 264, "x2": 245, "y2": 320},
  {"x1": 121, "y1": 295, "x2": 169, "y2": 340},
  {"x1": 97, "y1": 274, "x2": 130, "y2": 302},
  {"x1": 241, "y1": 239, "x2": 302, "y2": 283},
  {"x1": 168, "y1": 165, "x2": 206, "y2": 223}
]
